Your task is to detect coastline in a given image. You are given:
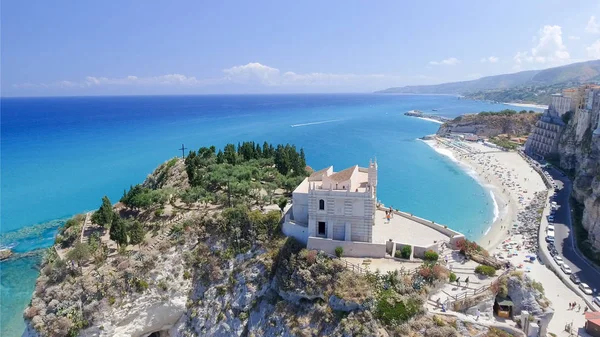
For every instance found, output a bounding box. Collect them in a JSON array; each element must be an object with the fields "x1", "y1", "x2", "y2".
[
  {"x1": 416, "y1": 117, "x2": 445, "y2": 124},
  {"x1": 503, "y1": 102, "x2": 548, "y2": 110},
  {"x1": 422, "y1": 137, "x2": 546, "y2": 251}
]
